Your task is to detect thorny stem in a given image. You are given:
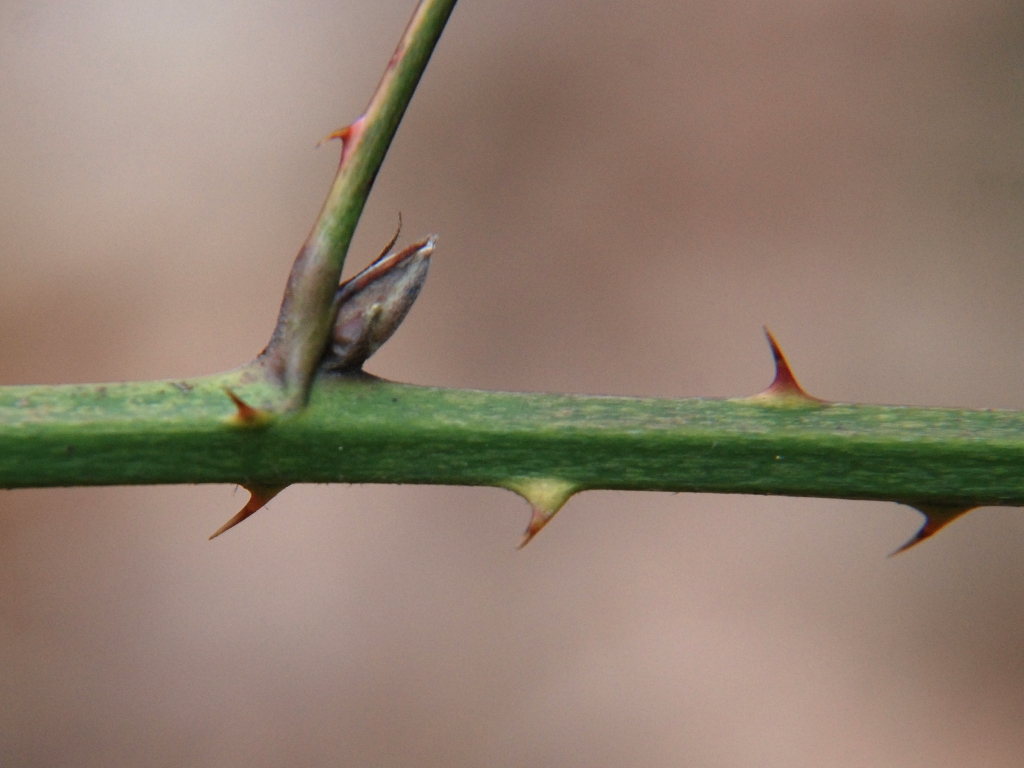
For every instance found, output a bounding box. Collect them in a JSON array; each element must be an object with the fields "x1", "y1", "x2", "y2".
[
  {"x1": 1, "y1": 0, "x2": 1020, "y2": 551},
  {"x1": 259, "y1": 0, "x2": 458, "y2": 408},
  {"x1": 4, "y1": 373, "x2": 1024, "y2": 505}
]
